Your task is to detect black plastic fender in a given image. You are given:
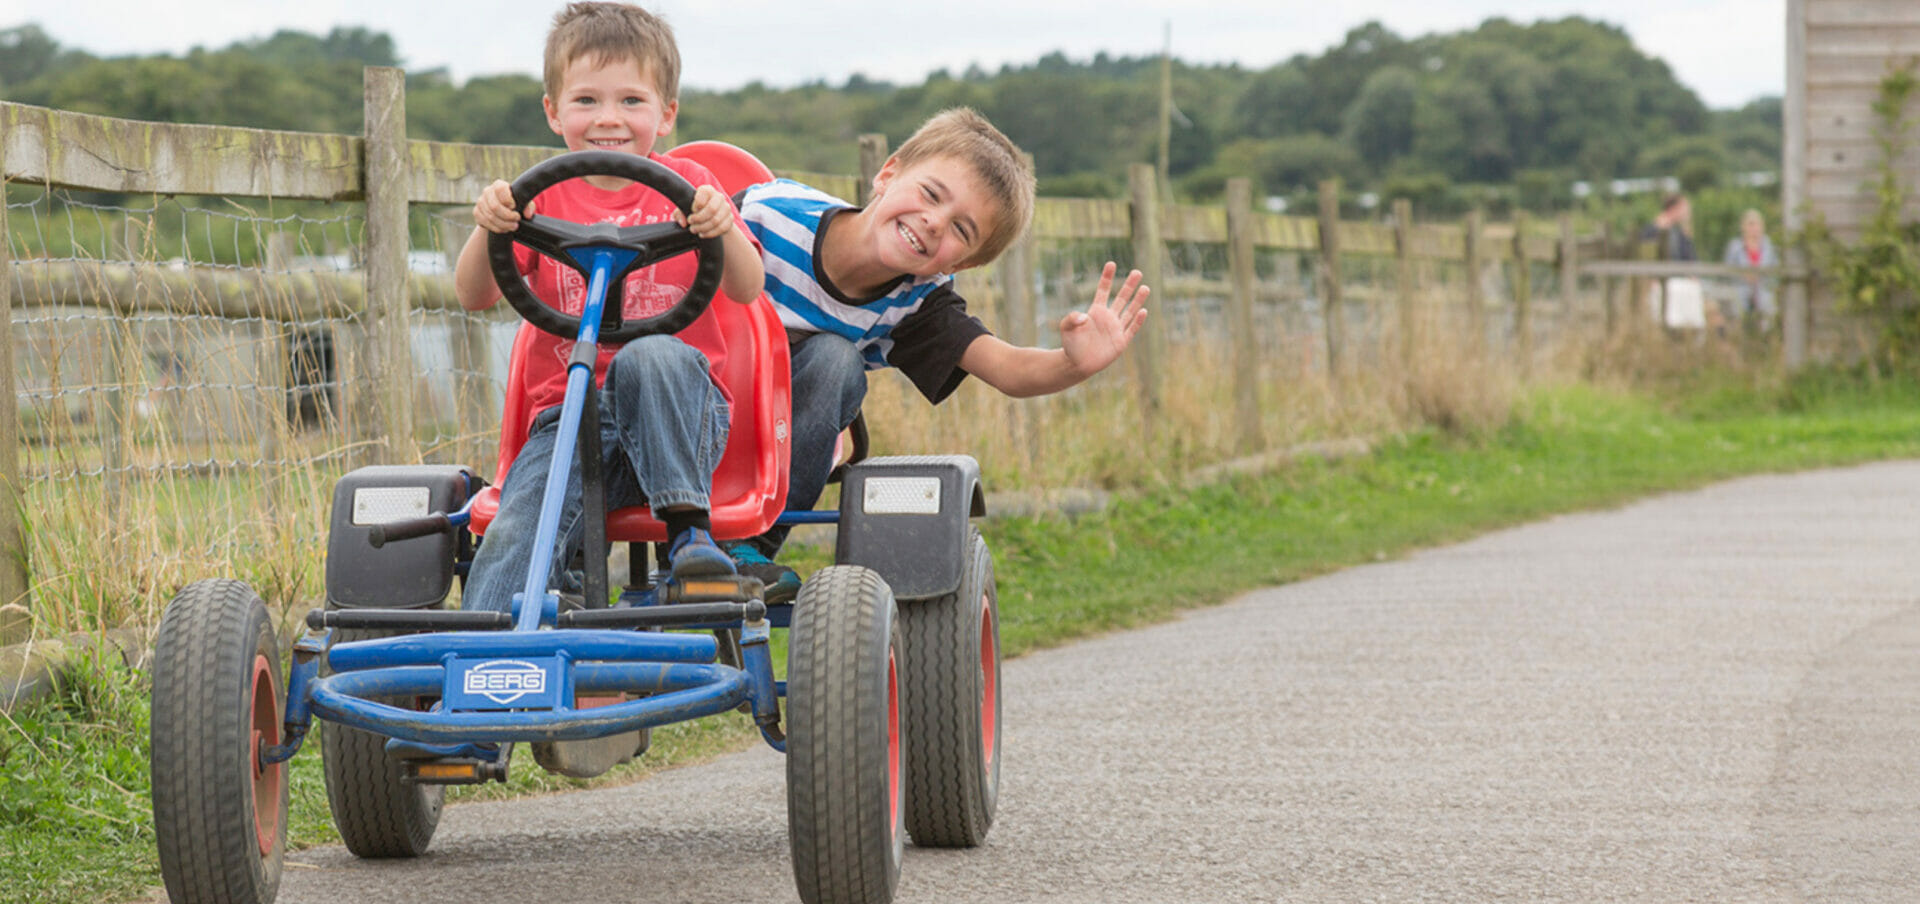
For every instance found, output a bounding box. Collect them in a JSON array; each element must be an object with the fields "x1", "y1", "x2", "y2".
[
  {"x1": 325, "y1": 465, "x2": 476, "y2": 609},
  {"x1": 834, "y1": 455, "x2": 986, "y2": 601}
]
